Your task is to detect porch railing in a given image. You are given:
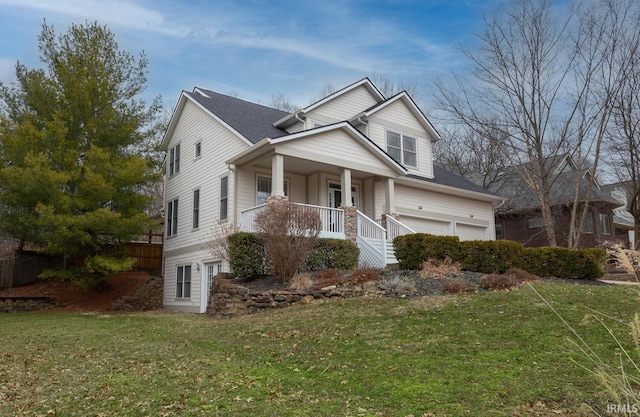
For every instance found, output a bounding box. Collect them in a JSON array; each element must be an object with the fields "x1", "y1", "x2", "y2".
[
  {"x1": 240, "y1": 203, "x2": 345, "y2": 239},
  {"x1": 386, "y1": 215, "x2": 416, "y2": 241},
  {"x1": 356, "y1": 210, "x2": 386, "y2": 268}
]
